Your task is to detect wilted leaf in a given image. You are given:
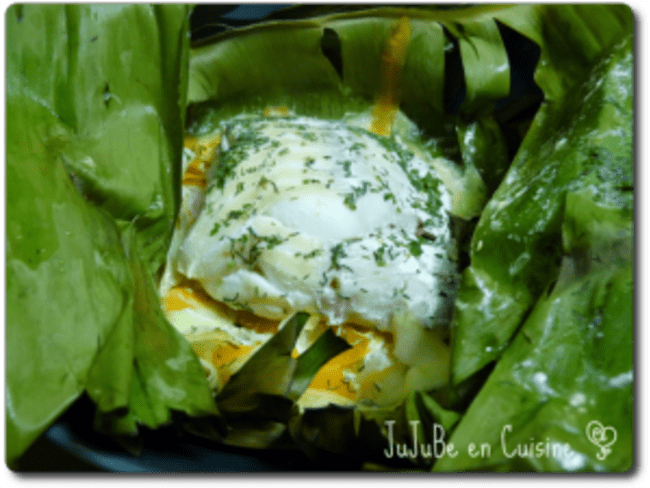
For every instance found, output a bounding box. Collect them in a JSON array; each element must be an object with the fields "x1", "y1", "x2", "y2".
[
  {"x1": 6, "y1": 4, "x2": 214, "y2": 465},
  {"x1": 5, "y1": 95, "x2": 131, "y2": 465},
  {"x1": 451, "y1": 29, "x2": 633, "y2": 384},
  {"x1": 436, "y1": 264, "x2": 632, "y2": 472}
]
